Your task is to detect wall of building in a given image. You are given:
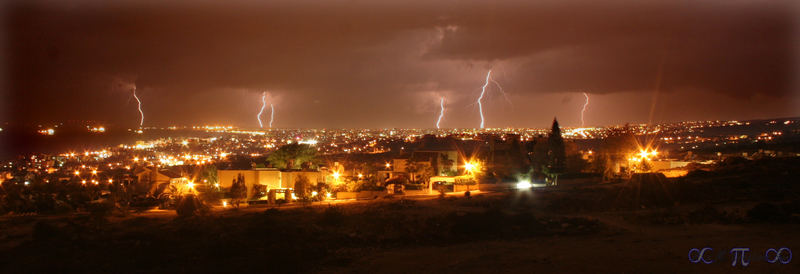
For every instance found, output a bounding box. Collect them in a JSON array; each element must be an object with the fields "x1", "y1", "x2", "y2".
[{"x1": 218, "y1": 169, "x2": 323, "y2": 199}]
